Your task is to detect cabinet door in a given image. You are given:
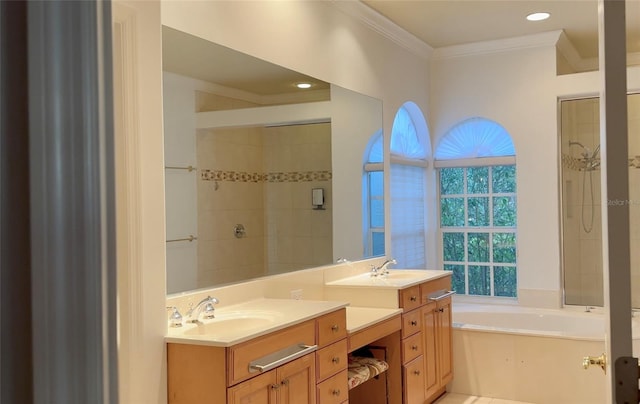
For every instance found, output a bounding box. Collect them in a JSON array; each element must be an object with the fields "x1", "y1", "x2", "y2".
[
  {"x1": 227, "y1": 371, "x2": 278, "y2": 404},
  {"x1": 278, "y1": 353, "x2": 317, "y2": 404},
  {"x1": 422, "y1": 302, "x2": 439, "y2": 399},
  {"x1": 437, "y1": 297, "x2": 453, "y2": 386},
  {"x1": 403, "y1": 356, "x2": 425, "y2": 404}
]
